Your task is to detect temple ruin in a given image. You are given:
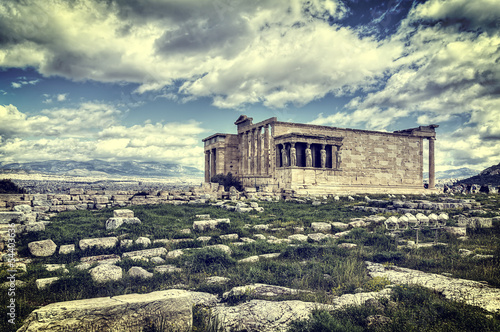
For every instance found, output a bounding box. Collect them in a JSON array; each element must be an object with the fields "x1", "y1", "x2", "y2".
[{"x1": 203, "y1": 115, "x2": 438, "y2": 195}]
